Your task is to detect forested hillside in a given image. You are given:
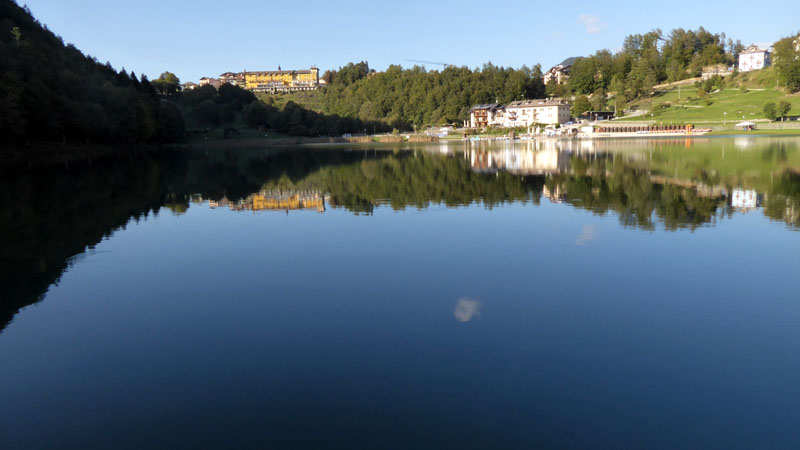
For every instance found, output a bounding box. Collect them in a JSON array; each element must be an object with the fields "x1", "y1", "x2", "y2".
[
  {"x1": 319, "y1": 62, "x2": 546, "y2": 129},
  {"x1": 309, "y1": 28, "x2": 799, "y2": 127},
  {"x1": 552, "y1": 27, "x2": 799, "y2": 113},
  {"x1": 0, "y1": 0, "x2": 184, "y2": 146},
  {"x1": 270, "y1": 29, "x2": 738, "y2": 128}
]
